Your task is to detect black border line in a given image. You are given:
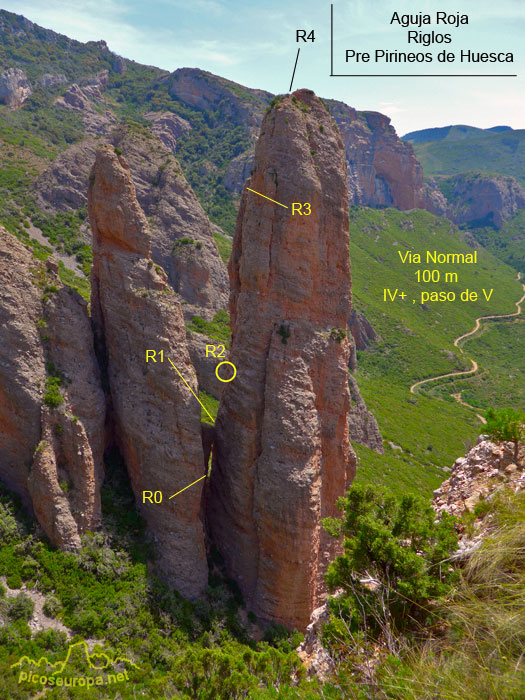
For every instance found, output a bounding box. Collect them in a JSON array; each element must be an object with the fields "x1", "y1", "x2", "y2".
[{"x1": 330, "y1": 4, "x2": 517, "y2": 78}]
